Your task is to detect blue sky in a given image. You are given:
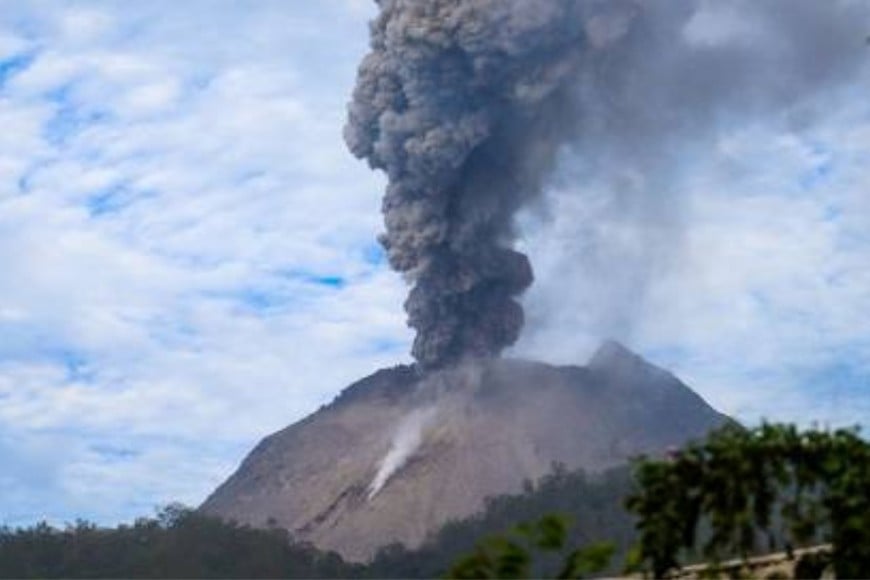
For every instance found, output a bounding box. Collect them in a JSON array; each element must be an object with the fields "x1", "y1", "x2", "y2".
[{"x1": 0, "y1": 0, "x2": 868, "y2": 528}]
